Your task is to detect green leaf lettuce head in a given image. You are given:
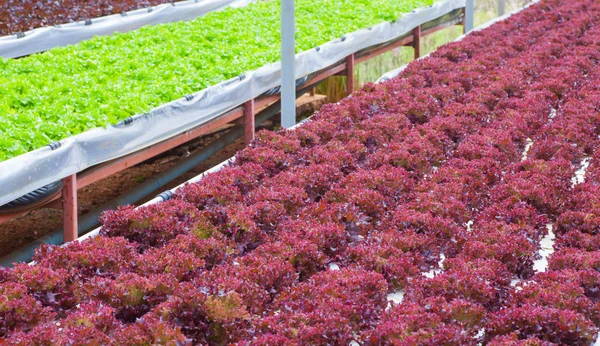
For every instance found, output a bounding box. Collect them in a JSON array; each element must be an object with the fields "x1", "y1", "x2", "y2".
[{"x1": 0, "y1": 0, "x2": 433, "y2": 161}]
